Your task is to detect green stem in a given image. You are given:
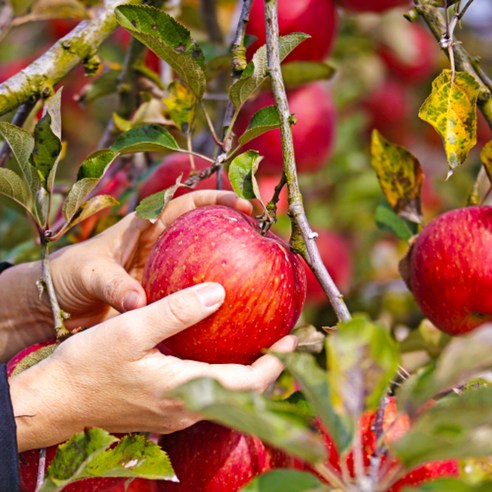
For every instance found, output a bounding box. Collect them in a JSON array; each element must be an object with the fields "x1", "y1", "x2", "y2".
[
  {"x1": 40, "y1": 240, "x2": 69, "y2": 340},
  {"x1": 0, "y1": 0, "x2": 138, "y2": 117},
  {"x1": 263, "y1": 0, "x2": 351, "y2": 323}
]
